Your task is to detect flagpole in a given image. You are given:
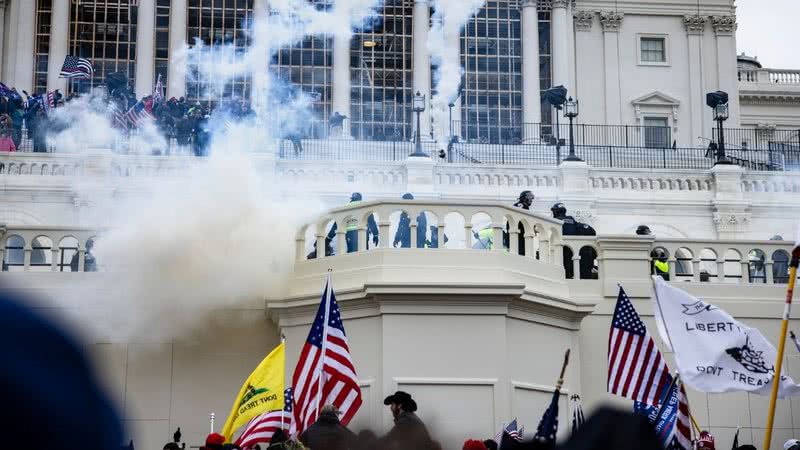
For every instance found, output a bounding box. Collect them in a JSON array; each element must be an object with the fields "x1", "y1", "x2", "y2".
[
  {"x1": 557, "y1": 348, "x2": 570, "y2": 390},
  {"x1": 281, "y1": 333, "x2": 287, "y2": 432},
  {"x1": 650, "y1": 277, "x2": 677, "y2": 352},
  {"x1": 653, "y1": 371, "x2": 679, "y2": 421},
  {"x1": 317, "y1": 270, "x2": 333, "y2": 417},
  {"x1": 763, "y1": 245, "x2": 800, "y2": 450}
]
